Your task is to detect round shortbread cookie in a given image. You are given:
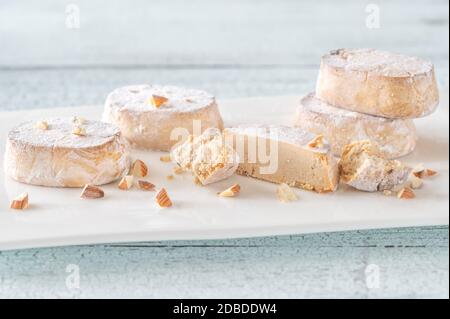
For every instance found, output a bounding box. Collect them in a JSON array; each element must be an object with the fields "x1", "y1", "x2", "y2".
[
  {"x1": 294, "y1": 93, "x2": 417, "y2": 158},
  {"x1": 316, "y1": 48, "x2": 439, "y2": 119},
  {"x1": 4, "y1": 118, "x2": 131, "y2": 187},
  {"x1": 103, "y1": 84, "x2": 224, "y2": 151}
]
